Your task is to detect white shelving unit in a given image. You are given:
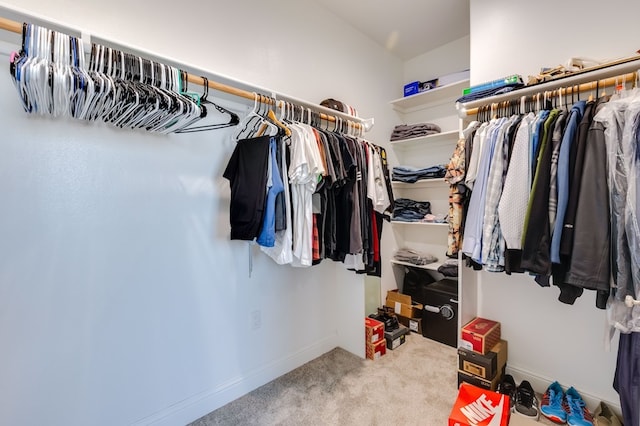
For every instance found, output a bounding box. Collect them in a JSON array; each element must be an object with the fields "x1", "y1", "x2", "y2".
[
  {"x1": 389, "y1": 221, "x2": 448, "y2": 228},
  {"x1": 386, "y1": 77, "x2": 477, "y2": 345},
  {"x1": 390, "y1": 130, "x2": 460, "y2": 151},
  {"x1": 390, "y1": 258, "x2": 443, "y2": 272},
  {"x1": 391, "y1": 178, "x2": 447, "y2": 189}
]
